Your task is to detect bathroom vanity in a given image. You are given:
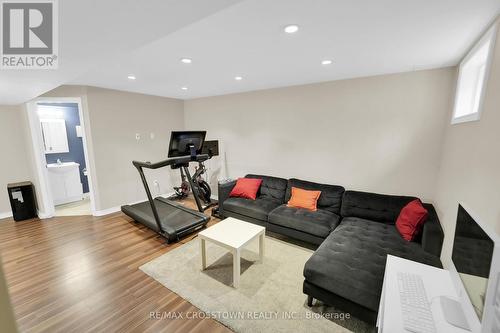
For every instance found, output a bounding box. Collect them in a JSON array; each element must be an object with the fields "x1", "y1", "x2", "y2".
[{"x1": 47, "y1": 162, "x2": 83, "y2": 205}]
